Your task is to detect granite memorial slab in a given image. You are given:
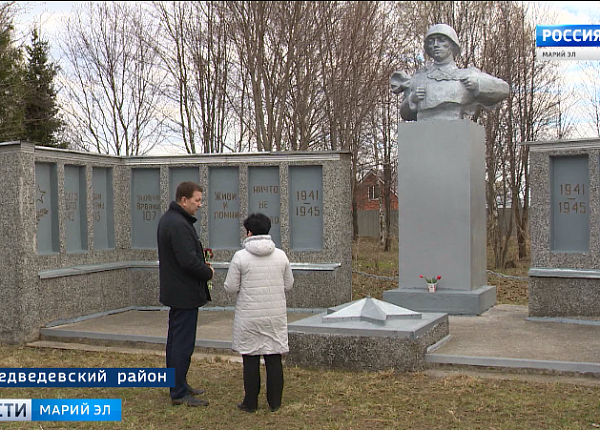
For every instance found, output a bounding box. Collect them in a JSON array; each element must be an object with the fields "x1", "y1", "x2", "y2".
[
  {"x1": 525, "y1": 138, "x2": 600, "y2": 317},
  {"x1": 1, "y1": 142, "x2": 352, "y2": 344}
]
